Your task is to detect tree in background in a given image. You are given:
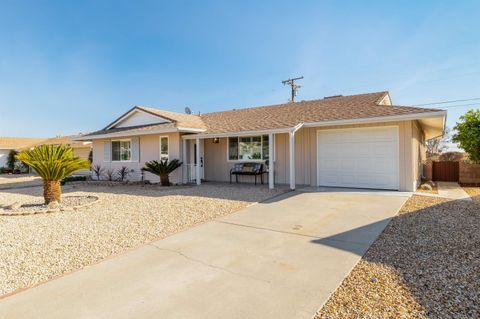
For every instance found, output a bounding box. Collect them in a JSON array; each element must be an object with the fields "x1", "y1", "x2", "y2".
[
  {"x1": 452, "y1": 109, "x2": 480, "y2": 163},
  {"x1": 6, "y1": 150, "x2": 18, "y2": 170},
  {"x1": 426, "y1": 127, "x2": 450, "y2": 157},
  {"x1": 16, "y1": 145, "x2": 91, "y2": 204}
]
